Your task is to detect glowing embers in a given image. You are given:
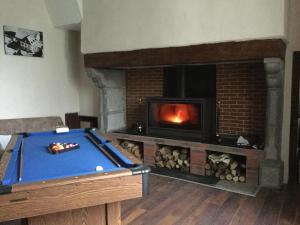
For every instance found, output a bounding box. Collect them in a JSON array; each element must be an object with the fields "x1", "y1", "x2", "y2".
[{"x1": 157, "y1": 104, "x2": 199, "y2": 125}]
